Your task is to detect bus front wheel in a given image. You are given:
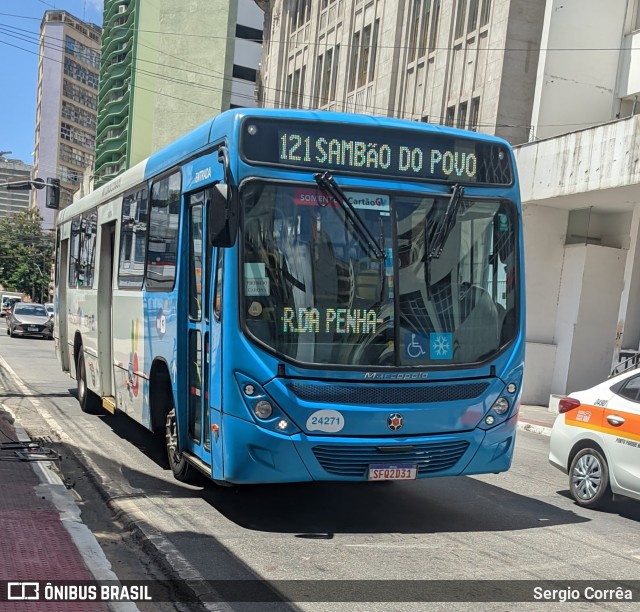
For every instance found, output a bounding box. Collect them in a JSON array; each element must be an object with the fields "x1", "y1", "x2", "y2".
[{"x1": 165, "y1": 409, "x2": 197, "y2": 483}]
